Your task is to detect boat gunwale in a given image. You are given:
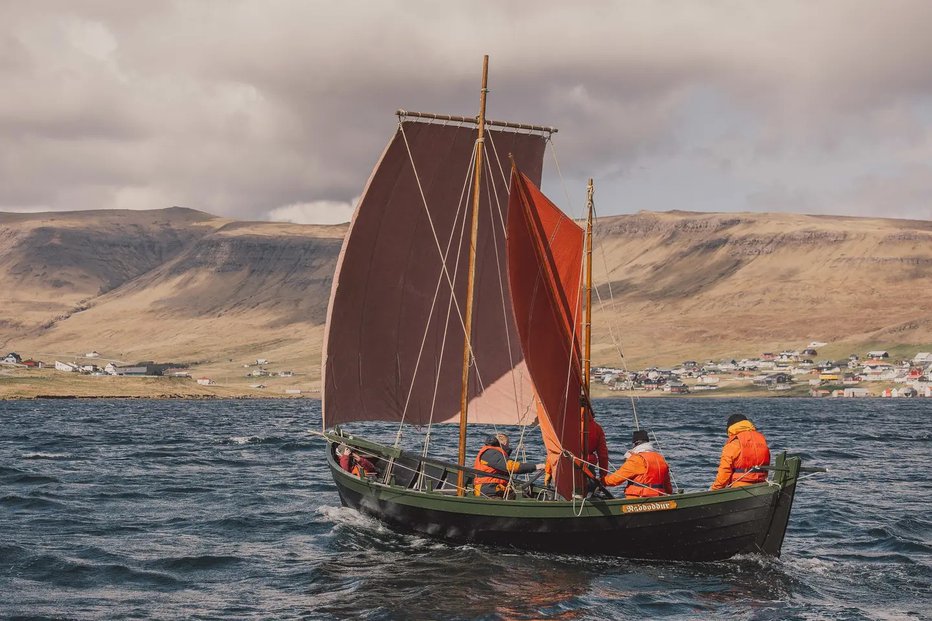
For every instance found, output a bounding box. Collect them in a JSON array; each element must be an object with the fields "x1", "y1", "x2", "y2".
[{"x1": 323, "y1": 430, "x2": 786, "y2": 514}]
